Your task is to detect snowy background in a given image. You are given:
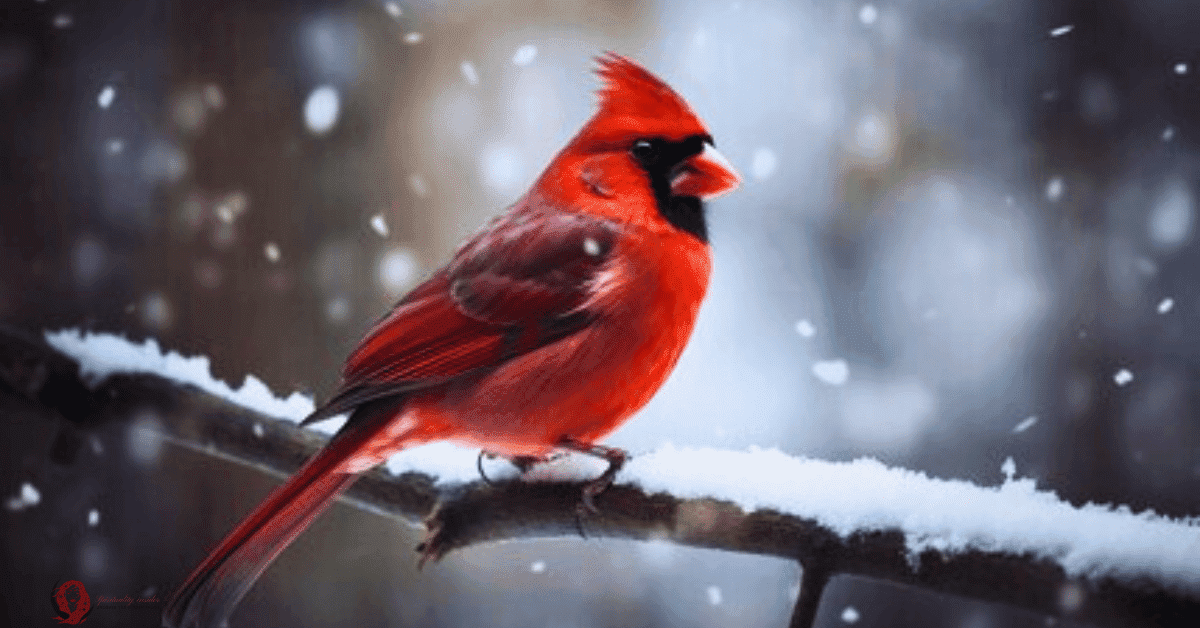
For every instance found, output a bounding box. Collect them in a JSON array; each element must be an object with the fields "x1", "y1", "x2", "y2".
[{"x1": 3, "y1": 0, "x2": 1200, "y2": 626}]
